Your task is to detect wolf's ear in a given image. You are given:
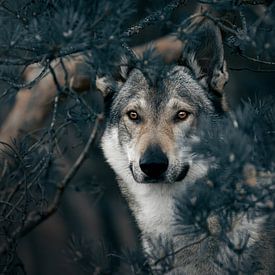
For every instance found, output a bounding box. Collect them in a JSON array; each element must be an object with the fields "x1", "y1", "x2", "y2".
[
  {"x1": 182, "y1": 19, "x2": 229, "y2": 95},
  {"x1": 96, "y1": 55, "x2": 132, "y2": 97}
]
